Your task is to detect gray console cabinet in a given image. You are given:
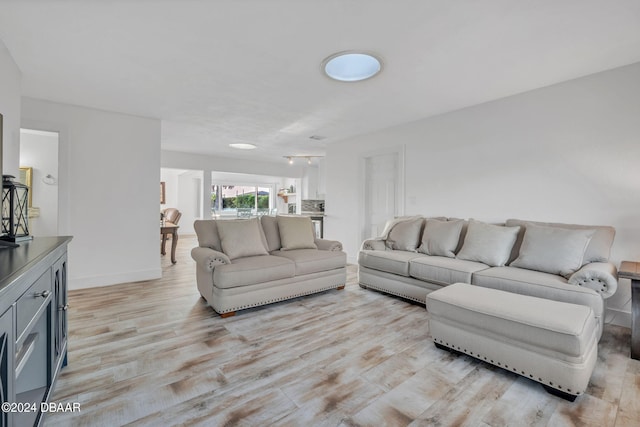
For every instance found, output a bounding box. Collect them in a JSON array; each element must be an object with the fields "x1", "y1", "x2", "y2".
[{"x1": 0, "y1": 237, "x2": 72, "y2": 427}]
